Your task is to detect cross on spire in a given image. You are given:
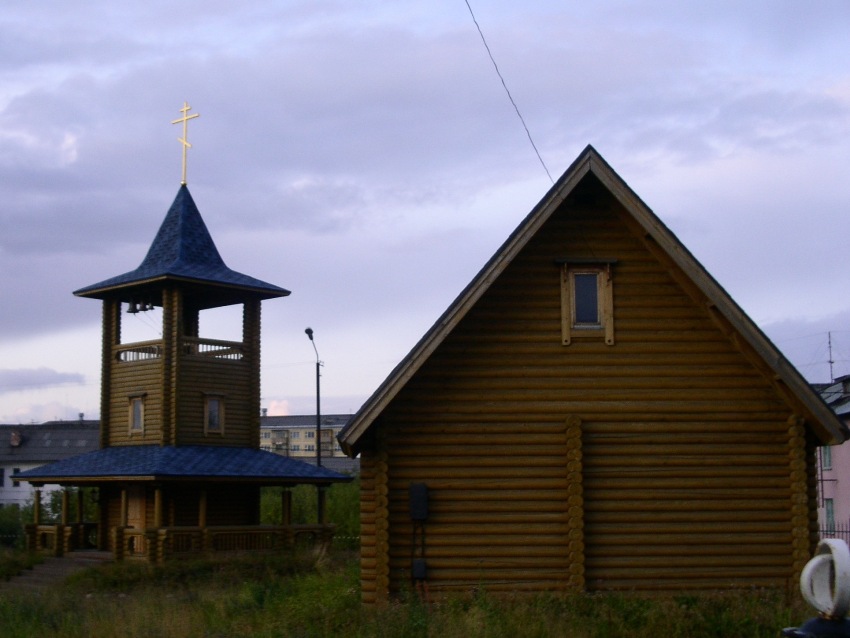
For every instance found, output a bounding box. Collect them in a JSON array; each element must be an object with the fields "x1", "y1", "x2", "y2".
[{"x1": 172, "y1": 102, "x2": 200, "y2": 185}]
